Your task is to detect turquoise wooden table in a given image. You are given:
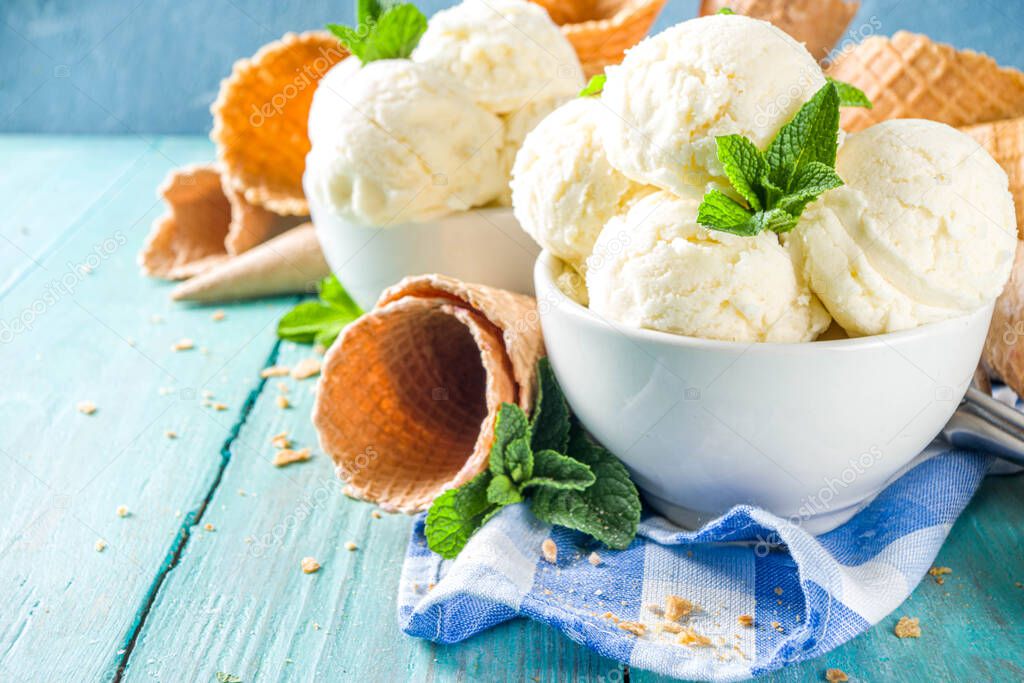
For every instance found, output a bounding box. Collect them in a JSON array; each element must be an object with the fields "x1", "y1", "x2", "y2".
[{"x1": 1, "y1": 135, "x2": 1021, "y2": 682}]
